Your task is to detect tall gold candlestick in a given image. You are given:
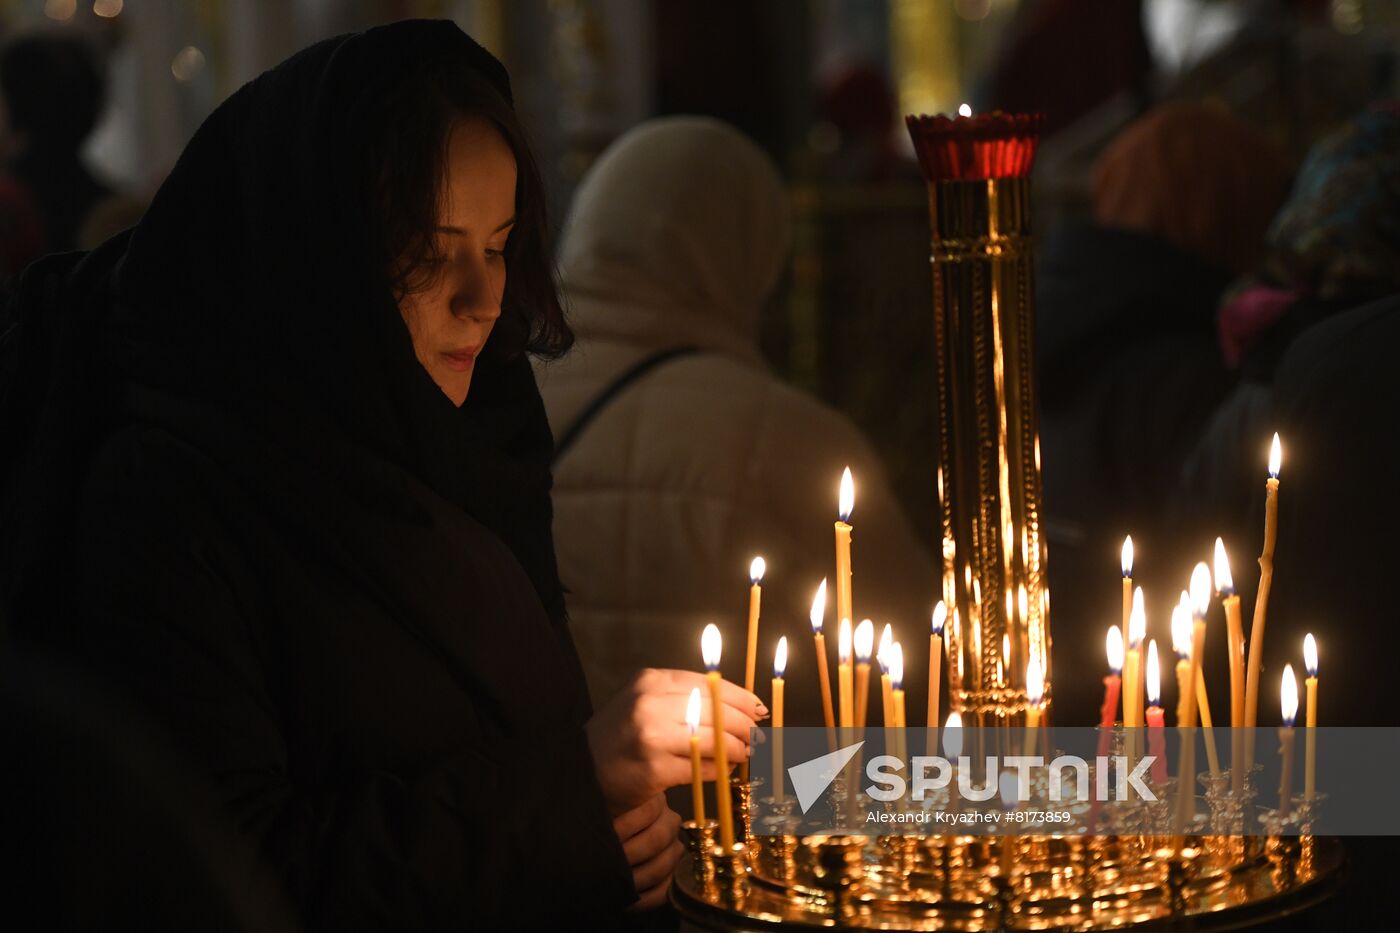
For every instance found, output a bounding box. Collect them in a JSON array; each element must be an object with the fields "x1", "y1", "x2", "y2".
[
  {"x1": 854, "y1": 619, "x2": 874, "y2": 730},
  {"x1": 686, "y1": 688, "x2": 706, "y2": 823},
  {"x1": 1245, "y1": 434, "x2": 1283, "y2": 770},
  {"x1": 1023, "y1": 656, "x2": 1044, "y2": 758},
  {"x1": 810, "y1": 580, "x2": 837, "y2": 753},
  {"x1": 1189, "y1": 565, "x2": 1221, "y2": 776},
  {"x1": 772, "y1": 638, "x2": 787, "y2": 803},
  {"x1": 702, "y1": 625, "x2": 735, "y2": 849},
  {"x1": 927, "y1": 602, "x2": 945, "y2": 756},
  {"x1": 1279, "y1": 664, "x2": 1298, "y2": 819},
  {"x1": 838, "y1": 618, "x2": 853, "y2": 729},
  {"x1": 835, "y1": 467, "x2": 855, "y2": 629},
  {"x1": 741, "y1": 558, "x2": 765, "y2": 783},
  {"x1": 1304, "y1": 634, "x2": 1318, "y2": 801}
]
